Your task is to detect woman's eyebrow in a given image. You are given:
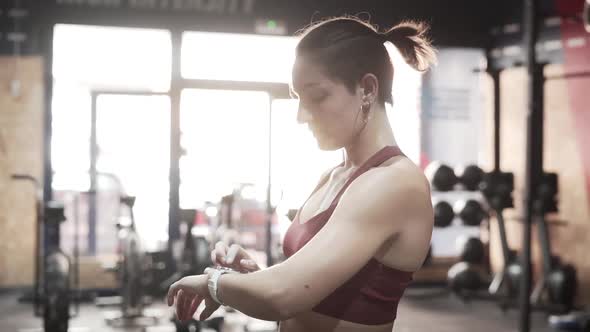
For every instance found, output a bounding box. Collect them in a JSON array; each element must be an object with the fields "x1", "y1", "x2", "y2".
[
  {"x1": 302, "y1": 82, "x2": 321, "y2": 90},
  {"x1": 291, "y1": 82, "x2": 322, "y2": 96}
]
